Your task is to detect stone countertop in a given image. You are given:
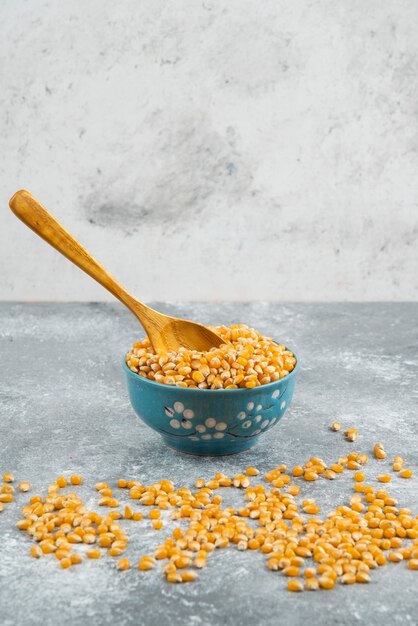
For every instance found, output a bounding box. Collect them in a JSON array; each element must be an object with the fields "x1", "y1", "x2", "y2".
[{"x1": 1, "y1": 302, "x2": 417, "y2": 626}]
